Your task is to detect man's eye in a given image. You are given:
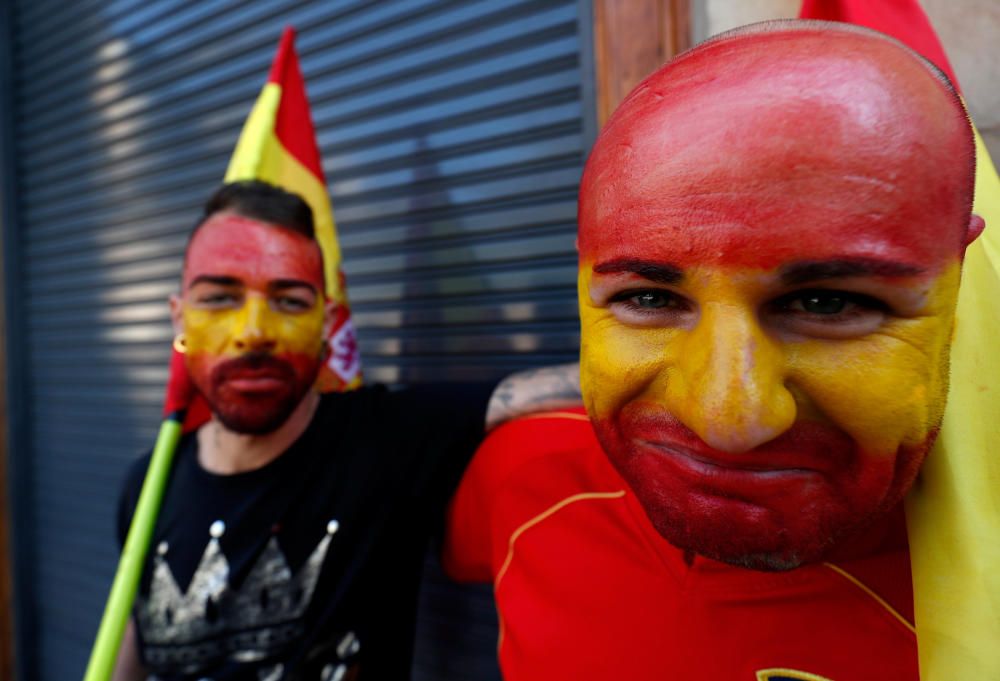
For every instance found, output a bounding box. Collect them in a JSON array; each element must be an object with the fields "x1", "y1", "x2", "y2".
[
  {"x1": 198, "y1": 293, "x2": 238, "y2": 306},
  {"x1": 633, "y1": 291, "x2": 672, "y2": 308},
  {"x1": 610, "y1": 290, "x2": 679, "y2": 310},
  {"x1": 797, "y1": 292, "x2": 849, "y2": 315},
  {"x1": 769, "y1": 289, "x2": 888, "y2": 339},
  {"x1": 782, "y1": 290, "x2": 884, "y2": 317},
  {"x1": 604, "y1": 288, "x2": 692, "y2": 327},
  {"x1": 274, "y1": 296, "x2": 312, "y2": 312}
]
